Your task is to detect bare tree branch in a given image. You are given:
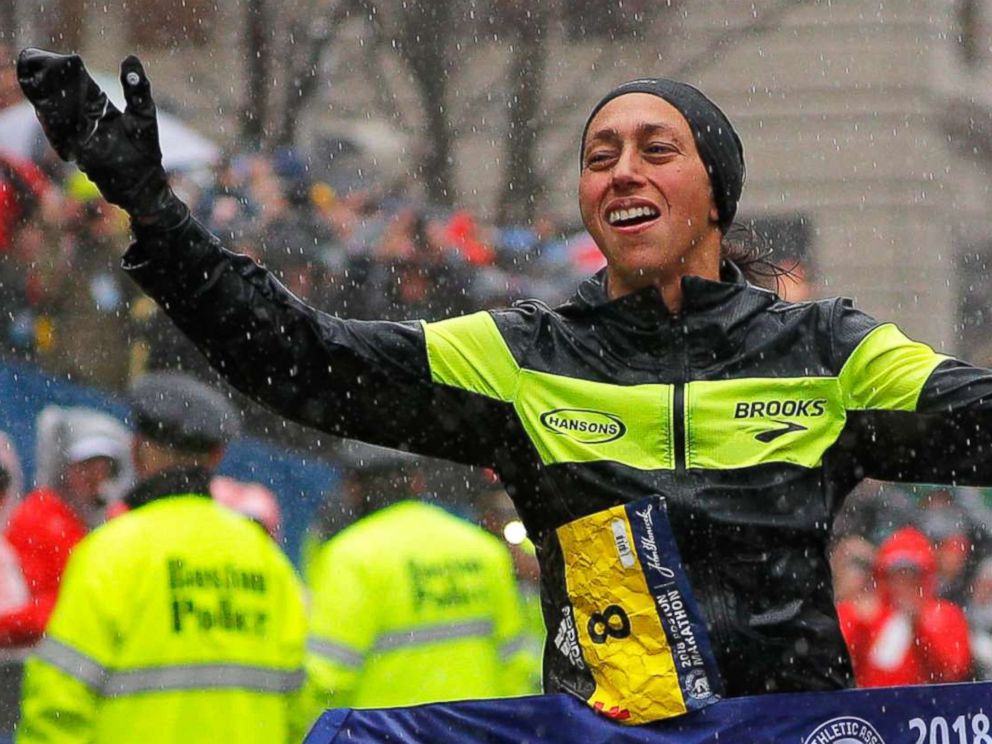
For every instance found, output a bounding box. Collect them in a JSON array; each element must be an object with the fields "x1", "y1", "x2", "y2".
[
  {"x1": 362, "y1": 13, "x2": 406, "y2": 125},
  {"x1": 241, "y1": 0, "x2": 271, "y2": 148},
  {"x1": 274, "y1": 0, "x2": 355, "y2": 146},
  {"x1": 498, "y1": 3, "x2": 551, "y2": 224}
]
